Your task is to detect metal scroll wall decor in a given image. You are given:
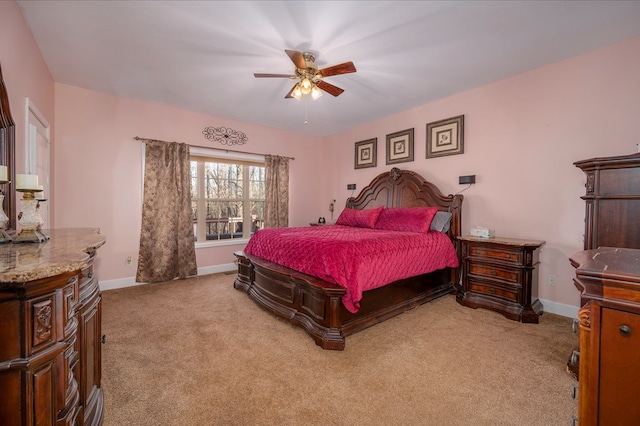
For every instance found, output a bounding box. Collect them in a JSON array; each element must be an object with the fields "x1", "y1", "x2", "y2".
[{"x1": 202, "y1": 126, "x2": 248, "y2": 146}]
